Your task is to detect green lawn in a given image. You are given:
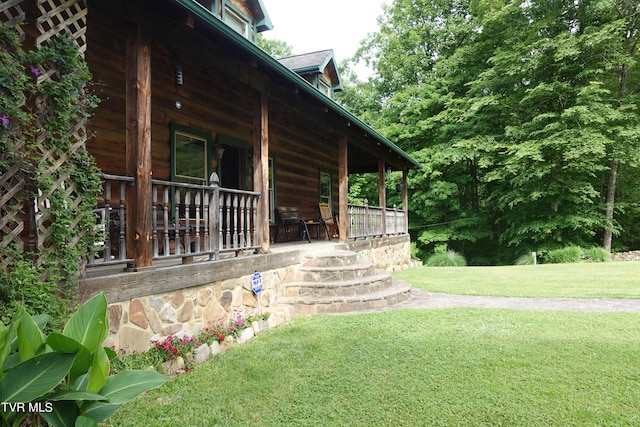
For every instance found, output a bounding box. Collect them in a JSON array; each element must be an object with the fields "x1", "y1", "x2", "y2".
[
  {"x1": 105, "y1": 264, "x2": 640, "y2": 426},
  {"x1": 394, "y1": 262, "x2": 640, "y2": 299}
]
